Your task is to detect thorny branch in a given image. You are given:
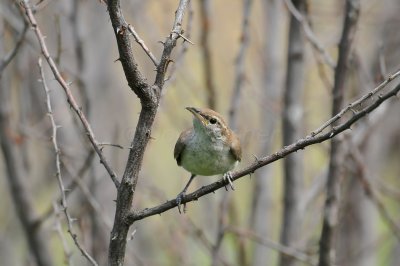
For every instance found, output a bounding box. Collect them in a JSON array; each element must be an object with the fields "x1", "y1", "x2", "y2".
[
  {"x1": 107, "y1": 0, "x2": 191, "y2": 265},
  {"x1": 318, "y1": 0, "x2": 359, "y2": 265},
  {"x1": 52, "y1": 203, "x2": 73, "y2": 266},
  {"x1": 38, "y1": 59, "x2": 98, "y2": 266},
  {"x1": 312, "y1": 69, "x2": 400, "y2": 136},
  {"x1": 22, "y1": 0, "x2": 120, "y2": 188},
  {"x1": 127, "y1": 72, "x2": 400, "y2": 223}
]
